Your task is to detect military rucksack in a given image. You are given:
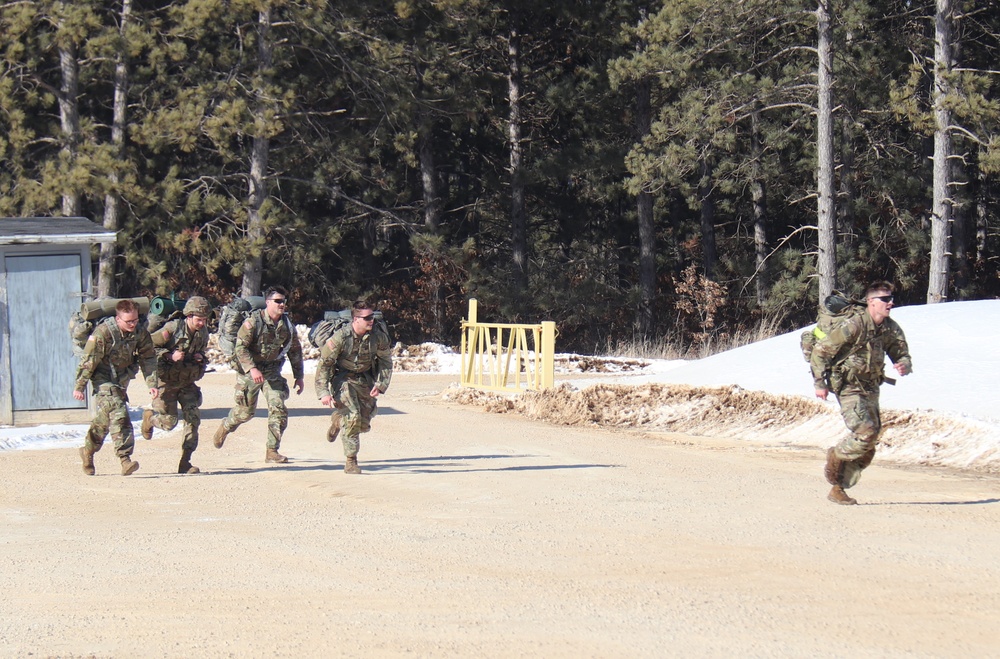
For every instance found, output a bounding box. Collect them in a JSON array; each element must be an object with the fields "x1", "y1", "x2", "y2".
[
  {"x1": 307, "y1": 309, "x2": 390, "y2": 349},
  {"x1": 69, "y1": 297, "x2": 150, "y2": 358},
  {"x1": 216, "y1": 296, "x2": 266, "y2": 358},
  {"x1": 800, "y1": 291, "x2": 867, "y2": 363}
]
